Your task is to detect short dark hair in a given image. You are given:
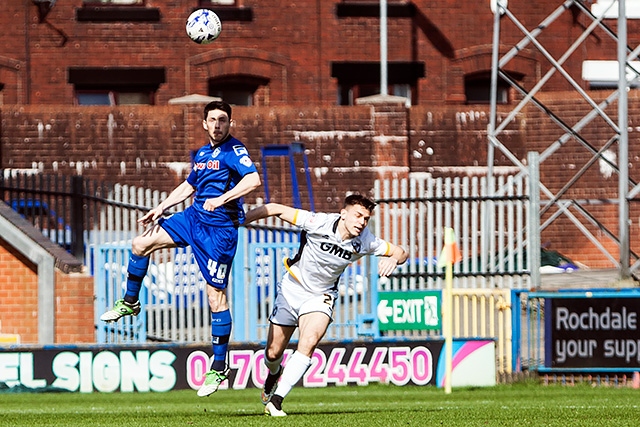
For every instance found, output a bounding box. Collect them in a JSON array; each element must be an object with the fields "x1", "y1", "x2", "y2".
[
  {"x1": 204, "y1": 100, "x2": 232, "y2": 120},
  {"x1": 344, "y1": 194, "x2": 376, "y2": 212}
]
